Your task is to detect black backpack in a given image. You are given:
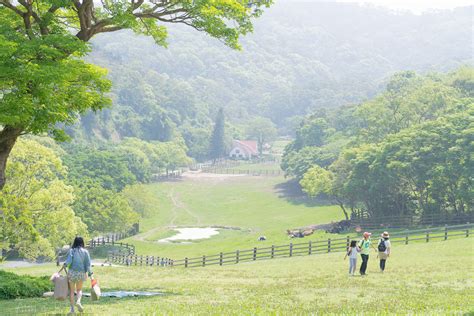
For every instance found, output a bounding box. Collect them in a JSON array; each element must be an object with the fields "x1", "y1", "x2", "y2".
[{"x1": 378, "y1": 239, "x2": 386, "y2": 252}]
